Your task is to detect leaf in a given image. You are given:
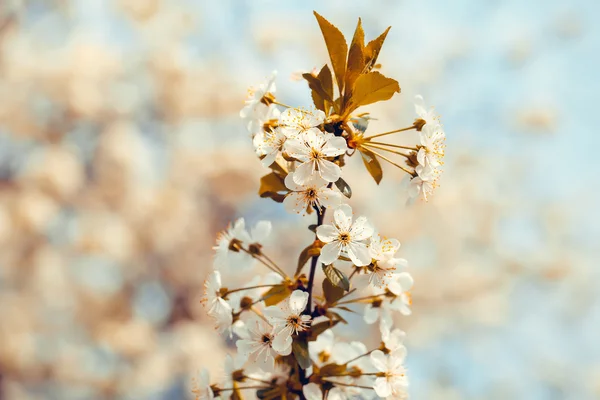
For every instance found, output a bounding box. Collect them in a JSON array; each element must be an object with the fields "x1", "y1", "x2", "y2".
[
  {"x1": 303, "y1": 72, "x2": 334, "y2": 112},
  {"x1": 365, "y1": 26, "x2": 391, "y2": 70},
  {"x1": 295, "y1": 243, "x2": 321, "y2": 276},
  {"x1": 334, "y1": 177, "x2": 352, "y2": 198},
  {"x1": 335, "y1": 305, "x2": 358, "y2": 314},
  {"x1": 308, "y1": 224, "x2": 318, "y2": 233},
  {"x1": 308, "y1": 320, "x2": 339, "y2": 341},
  {"x1": 323, "y1": 277, "x2": 345, "y2": 304},
  {"x1": 259, "y1": 172, "x2": 288, "y2": 203},
  {"x1": 313, "y1": 11, "x2": 348, "y2": 95},
  {"x1": 292, "y1": 337, "x2": 312, "y2": 369},
  {"x1": 317, "y1": 64, "x2": 334, "y2": 101},
  {"x1": 322, "y1": 264, "x2": 350, "y2": 291},
  {"x1": 320, "y1": 363, "x2": 347, "y2": 376},
  {"x1": 262, "y1": 285, "x2": 290, "y2": 306},
  {"x1": 347, "y1": 71, "x2": 400, "y2": 113},
  {"x1": 344, "y1": 18, "x2": 365, "y2": 105},
  {"x1": 360, "y1": 147, "x2": 383, "y2": 184}
]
